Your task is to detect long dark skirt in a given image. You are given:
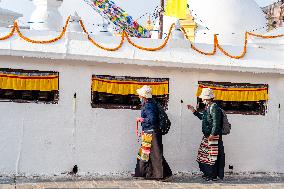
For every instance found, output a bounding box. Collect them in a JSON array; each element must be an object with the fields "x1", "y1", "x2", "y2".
[
  {"x1": 134, "y1": 131, "x2": 172, "y2": 180},
  {"x1": 199, "y1": 139, "x2": 225, "y2": 179}
]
